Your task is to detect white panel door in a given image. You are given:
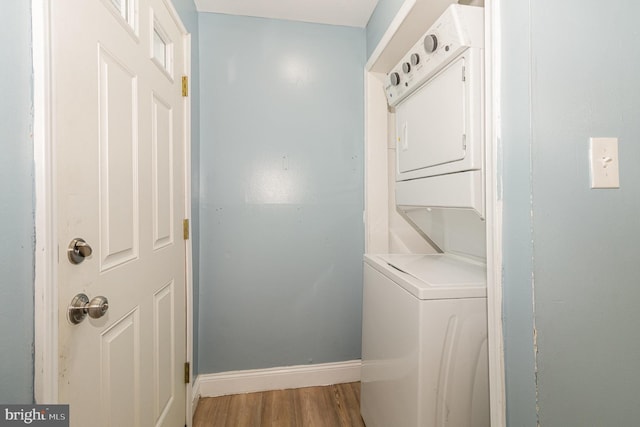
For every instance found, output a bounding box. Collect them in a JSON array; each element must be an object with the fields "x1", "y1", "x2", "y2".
[{"x1": 52, "y1": 1, "x2": 189, "y2": 426}]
